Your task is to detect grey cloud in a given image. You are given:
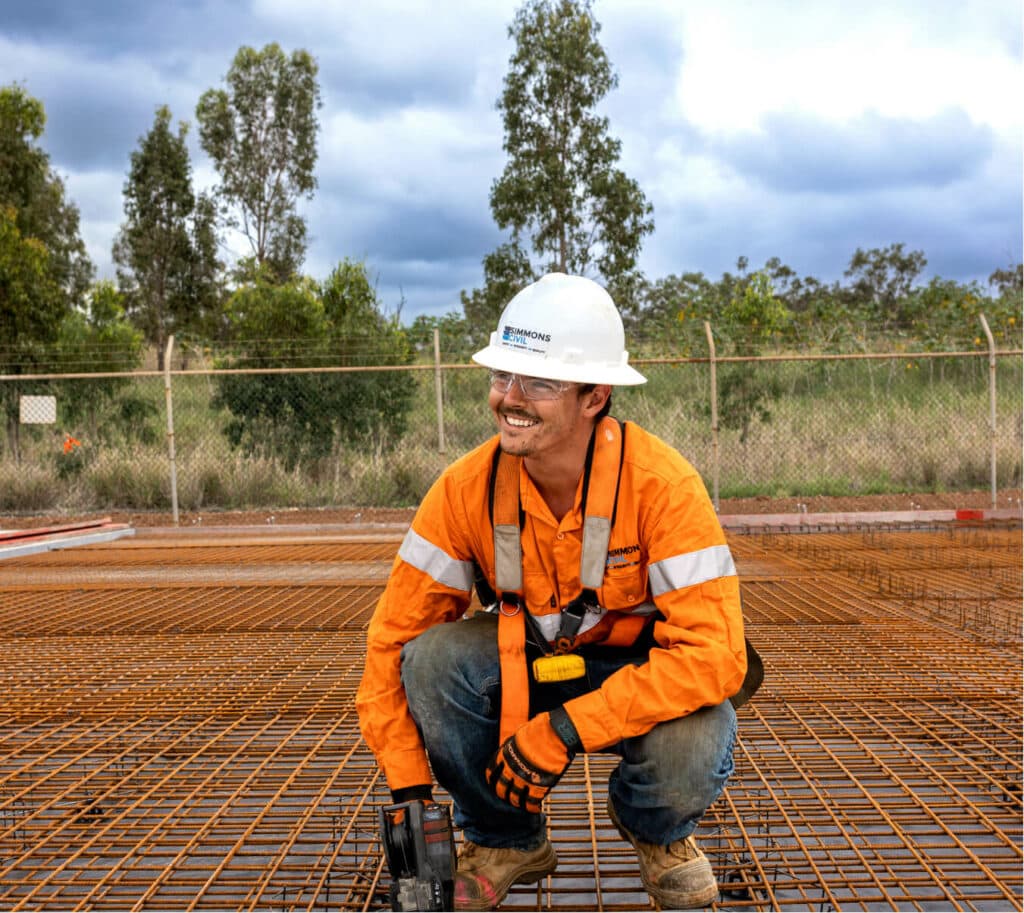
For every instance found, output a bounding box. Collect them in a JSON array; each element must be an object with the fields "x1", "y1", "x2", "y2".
[
  {"x1": 308, "y1": 194, "x2": 501, "y2": 271},
  {"x1": 644, "y1": 155, "x2": 1021, "y2": 290},
  {"x1": 324, "y1": 203, "x2": 500, "y2": 263},
  {"x1": 318, "y1": 48, "x2": 486, "y2": 116},
  {"x1": 4, "y1": 39, "x2": 226, "y2": 173},
  {"x1": 717, "y1": 108, "x2": 994, "y2": 193},
  {"x1": 44, "y1": 95, "x2": 177, "y2": 173},
  {"x1": 1, "y1": 0, "x2": 250, "y2": 54},
  {"x1": 304, "y1": 189, "x2": 505, "y2": 316}
]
